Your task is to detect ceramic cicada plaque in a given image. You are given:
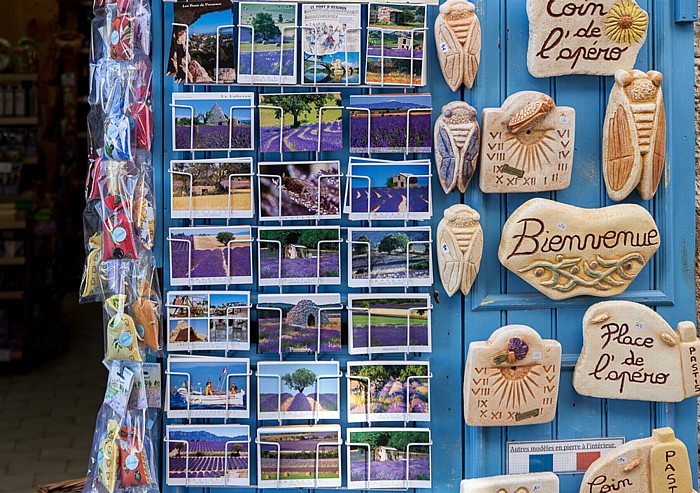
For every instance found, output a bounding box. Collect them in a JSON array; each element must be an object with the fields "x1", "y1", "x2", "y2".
[
  {"x1": 463, "y1": 325, "x2": 562, "y2": 427},
  {"x1": 461, "y1": 472, "x2": 559, "y2": 493},
  {"x1": 580, "y1": 428, "x2": 696, "y2": 493},
  {"x1": 435, "y1": 0, "x2": 481, "y2": 91},
  {"x1": 479, "y1": 91, "x2": 575, "y2": 193},
  {"x1": 573, "y1": 301, "x2": 700, "y2": 402},
  {"x1": 603, "y1": 70, "x2": 666, "y2": 202},
  {"x1": 437, "y1": 204, "x2": 483, "y2": 297},
  {"x1": 498, "y1": 199, "x2": 660, "y2": 300},
  {"x1": 435, "y1": 101, "x2": 480, "y2": 194},
  {"x1": 527, "y1": 0, "x2": 649, "y2": 78}
]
